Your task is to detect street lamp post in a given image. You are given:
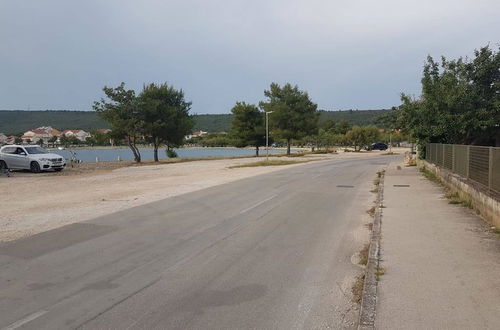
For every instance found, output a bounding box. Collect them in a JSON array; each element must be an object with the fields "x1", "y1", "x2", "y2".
[{"x1": 265, "y1": 111, "x2": 273, "y2": 161}]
